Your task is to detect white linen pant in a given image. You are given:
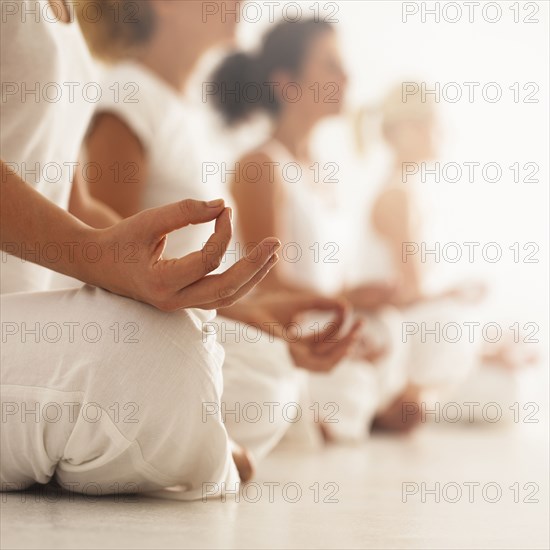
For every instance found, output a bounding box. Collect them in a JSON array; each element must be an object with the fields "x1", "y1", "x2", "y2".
[
  {"x1": 308, "y1": 299, "x2": 484, "y2": 442},
  {"x1": 0, "y1": 285, "x2": 238, "y2": 501},
  {"x1": 398, "y1": 297, "x2": 482, "y2": 388},
  {"x1": 219, "y1": 317, "x2": 304, "y2": 462},
  {"x1": 308, "y1": 306, "x2": 409, "y2": 442}
]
